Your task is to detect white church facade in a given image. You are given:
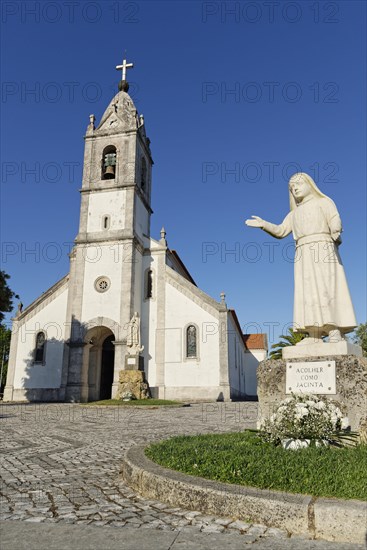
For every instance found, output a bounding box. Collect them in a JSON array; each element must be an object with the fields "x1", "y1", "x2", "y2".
[{"x1": 4, "y1": 61, "x2": 267, "y2": 403}]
